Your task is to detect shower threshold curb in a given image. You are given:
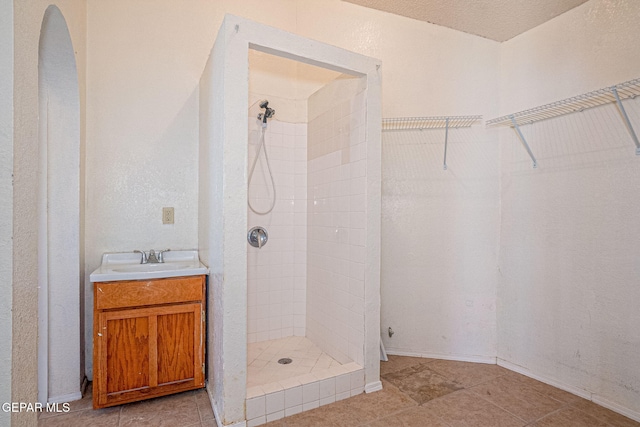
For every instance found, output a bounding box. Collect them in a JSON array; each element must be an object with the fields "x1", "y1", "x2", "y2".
[{"x1": 246, "y1": 361, "x2": 363, "y2": 399}]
